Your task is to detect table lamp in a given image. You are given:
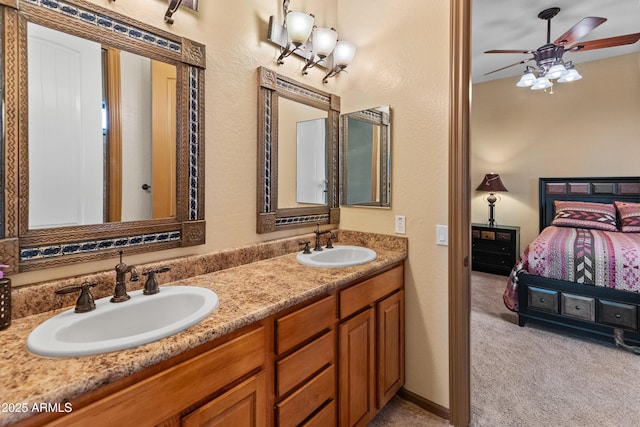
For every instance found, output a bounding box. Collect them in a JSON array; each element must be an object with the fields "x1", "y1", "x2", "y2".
[{"x1": 476, "y1": 173, "x2": 508, "y2": 227}]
